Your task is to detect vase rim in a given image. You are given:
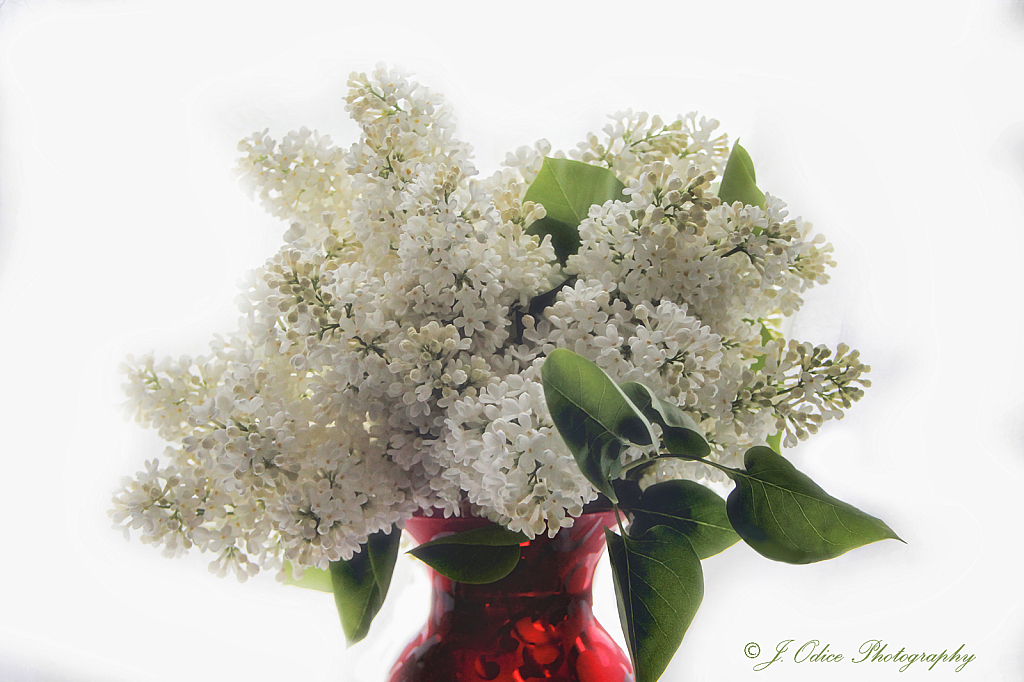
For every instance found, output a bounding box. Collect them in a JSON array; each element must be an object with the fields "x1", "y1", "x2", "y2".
[{"x1": 404, "y1": 510, "x2": 618, "y2": 536}]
